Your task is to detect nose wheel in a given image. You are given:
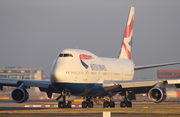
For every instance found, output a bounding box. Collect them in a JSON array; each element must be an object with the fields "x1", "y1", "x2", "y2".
[
  {"x1": 57, "y1": 90, "x2": 71, "y2": 108},
  {"x1": 58, "y1": 101, "x2": 71, "y2": 108}
]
